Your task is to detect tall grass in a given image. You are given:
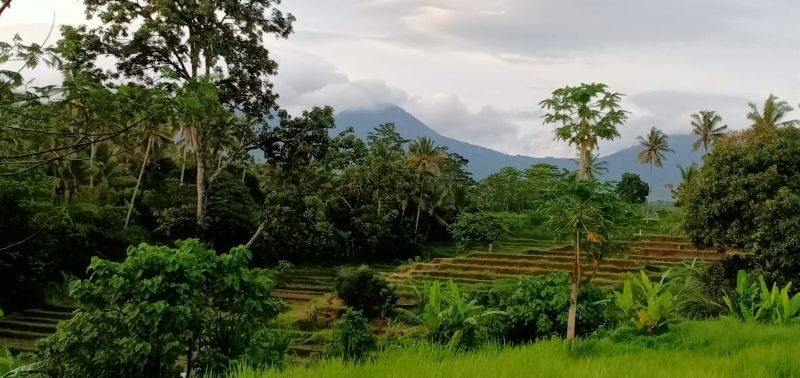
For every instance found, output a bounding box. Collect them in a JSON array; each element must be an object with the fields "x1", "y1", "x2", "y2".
[{"x1": 227, "y1": 320, "x2": 800, "y2": 378}]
